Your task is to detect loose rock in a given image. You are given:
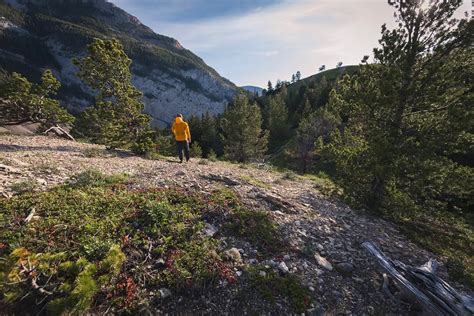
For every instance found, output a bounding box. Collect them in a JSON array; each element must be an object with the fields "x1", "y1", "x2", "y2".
[
  {"x1": 314, "y1": 253, "x2": 333, "y2": 271},
  {"x1": 158, "y1": 288, "x2": 172, "y2": 298},
  {"x1": 224, "y1": 248, "x2": 242, "y2": 263},
  {"x1": 278, "y1": 261, "x2": 289, "y2": 273},
  {"x1": 335, "y1": 262, "x2": 354, "y2": 276}
]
